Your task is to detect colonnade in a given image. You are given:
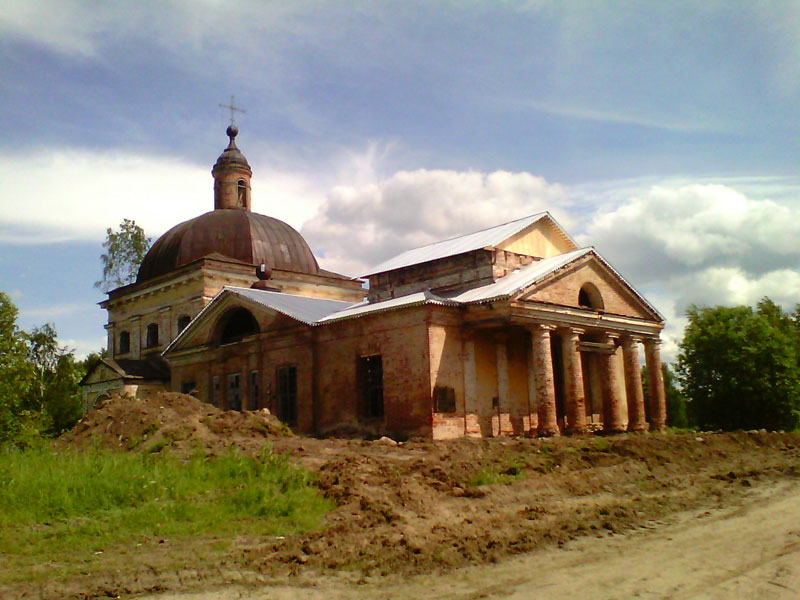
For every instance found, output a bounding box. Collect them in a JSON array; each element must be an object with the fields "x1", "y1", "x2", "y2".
[{"x1": 463, "y1": 324, "x2": 667, "y2": 437}]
